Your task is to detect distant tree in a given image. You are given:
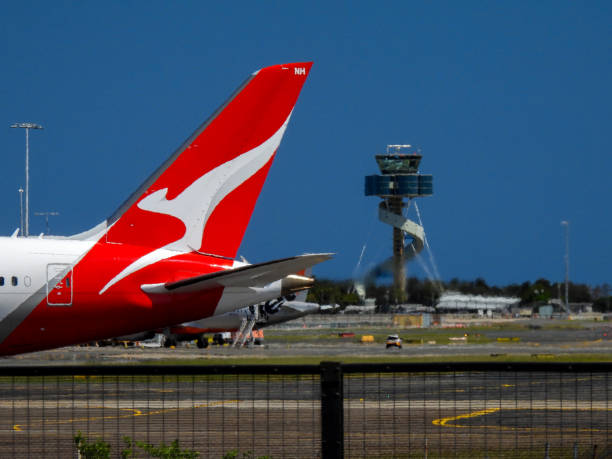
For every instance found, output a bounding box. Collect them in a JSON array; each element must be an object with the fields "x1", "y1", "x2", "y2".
[
  {"x1": 406, "y1": 277, "x2": 440, "y2": 306},
  {"x1": 306, "y1": 279, "x2": 339, "y2": 305},
  {"x1": 520, "y1": 280, "x2": 553, "y2": 305},
  {"x1": 308, "y1": 277, "x2": 598, "y2": 311},
  {"x1": 501, "y1": 283, "x2": 522, "y2": 297},
  {"x1": 592, "y1": 283, "x2": 611, "y2": 300},
  {"x1": 365, "y1": 283, "x2": 389, "y2": 306},
  {"x1": 375, "y1": 303, "x2": 392, "y2": 313},
  {"x1": 447, "y1": 278, "x2": 460, "y2": 291},
  {"x1": 307, "y1": 279, "x2": 362, "y2": 307},
  {"x1": 518, "y1": 281, "x2": 532, "y2": 303},
  {"x1": 340, "y1": 291, "x2": 361, "y2": 306},
  {"x1": 472, "y1": 278, "x2": 489, "y2": 296},
  {"x1": 593, "y1": 297, "x2": 612, "y2": 313},
  {"x1": 535, "y1": 278, "x2": 552, "y2": 289},
  {"x1": 568, "y1": 282, "x2": 592, "y2": 303}
]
